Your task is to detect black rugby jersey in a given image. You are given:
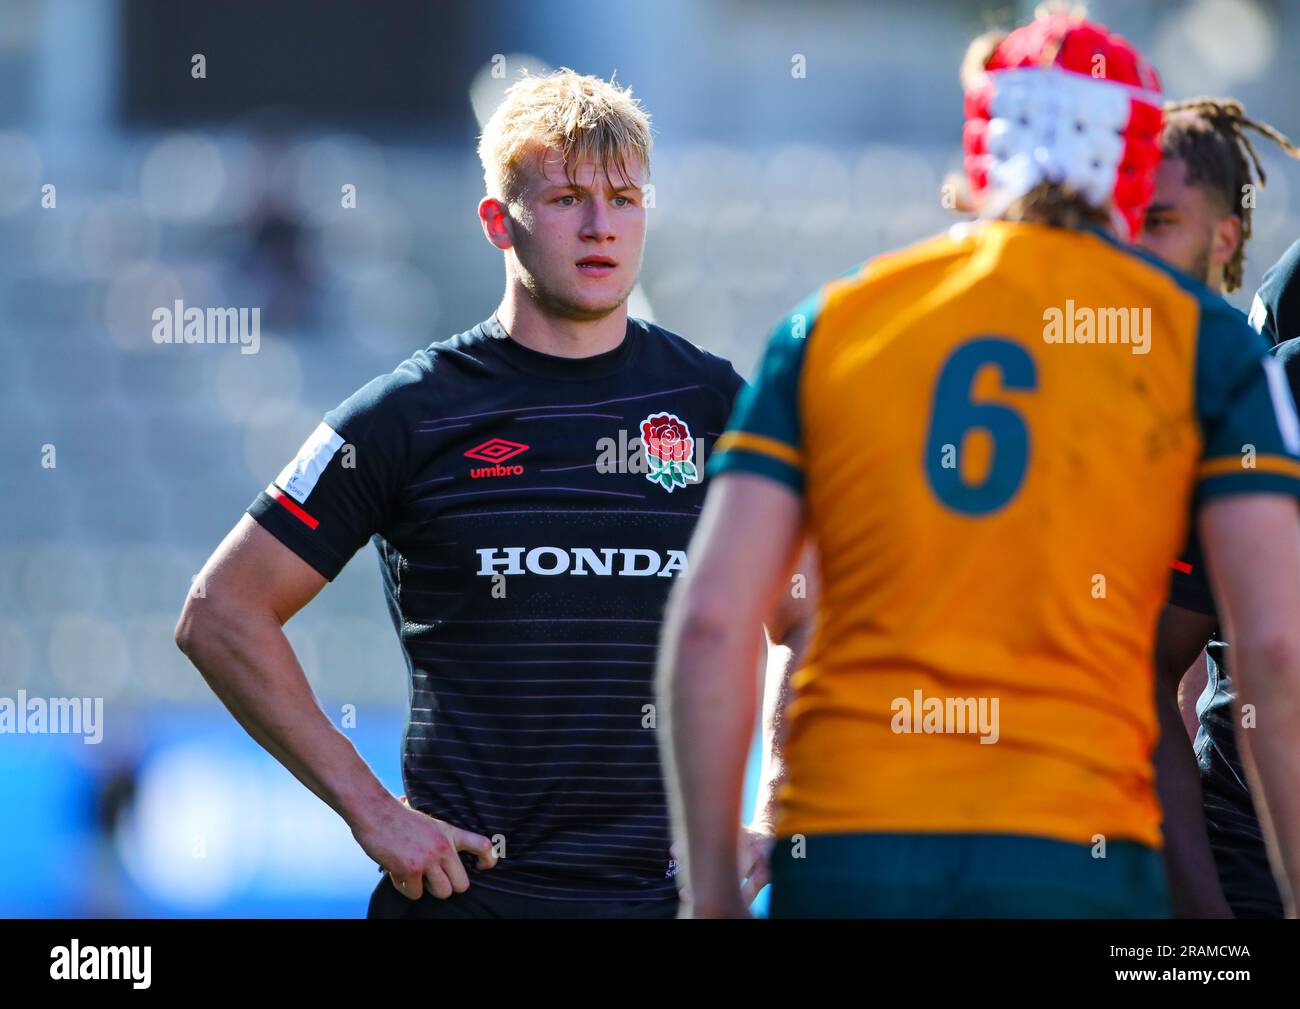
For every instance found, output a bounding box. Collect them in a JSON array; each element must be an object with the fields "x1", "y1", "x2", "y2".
[
  {"x1": 1248, "y1": 238, "x2": 1300, "y2": 346},
  {"x1": 248, "y1": 316, "x2": 744, "y2": 902}
]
